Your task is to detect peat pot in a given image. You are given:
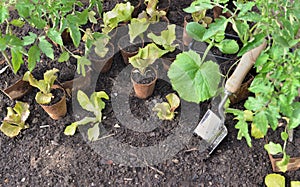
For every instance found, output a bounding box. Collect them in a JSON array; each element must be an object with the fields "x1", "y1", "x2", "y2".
[{"x1": 131, "y1": 66, "x2": 157, "y2": 99}]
